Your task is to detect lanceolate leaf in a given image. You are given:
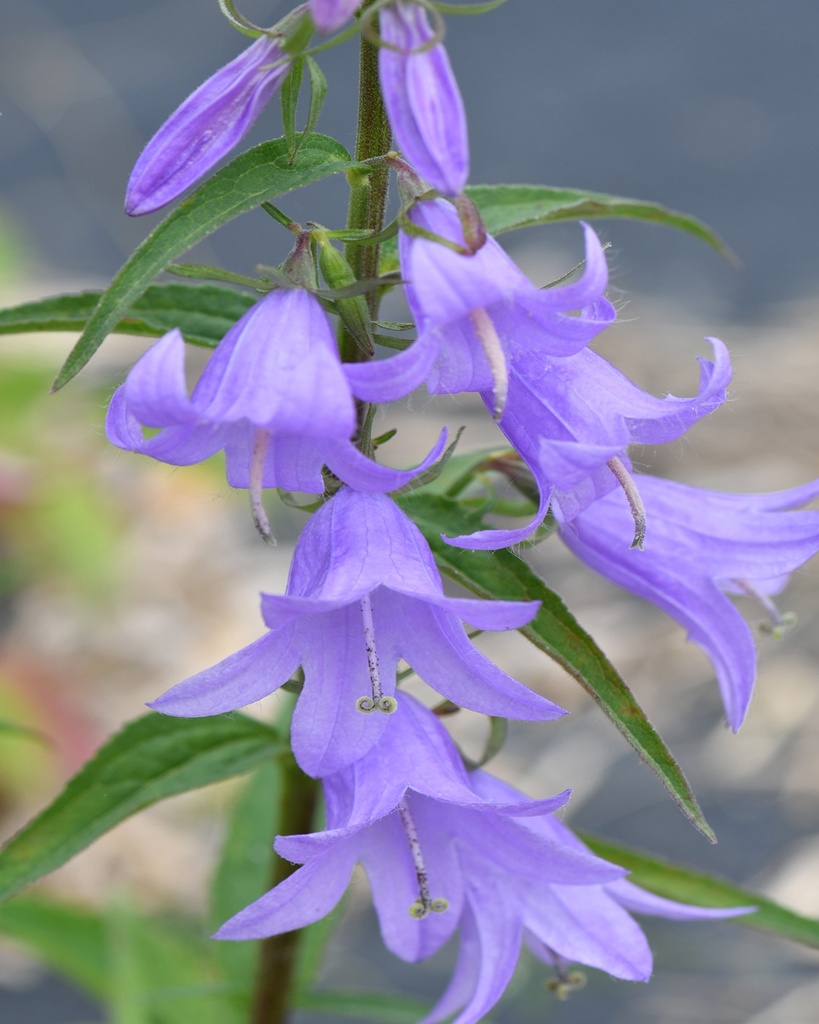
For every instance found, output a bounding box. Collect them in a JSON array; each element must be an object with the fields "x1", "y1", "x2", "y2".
[
  {"x1": 0, "y1": 713, "x2": 284, "y2": 904},
  {"x1": 293, "y1": 990, "x2": 431, "y2": 1022},
  {"x1": 52, "y1": 133, "x2": 360, "y2": 389},
  {"x1": 0, "y1": 285, "x2": 255, "y2": 349},
  {"x1": 466, "y1": 183, "x2": 734, "y2": 260},
  {"x1": 581, "y1": 834, "x2": 819, "y2": 950},
  {"x1": 400, "y1": 492, "x2": 714, "y2": 842}
]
